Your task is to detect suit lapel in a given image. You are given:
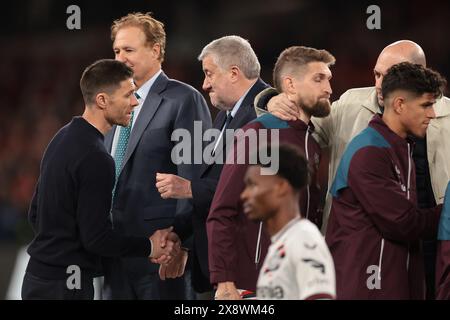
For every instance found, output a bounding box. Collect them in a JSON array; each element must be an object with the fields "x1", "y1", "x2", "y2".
[{"x1": 122, "y1": 72, "x2": 168, "y2": 169}]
